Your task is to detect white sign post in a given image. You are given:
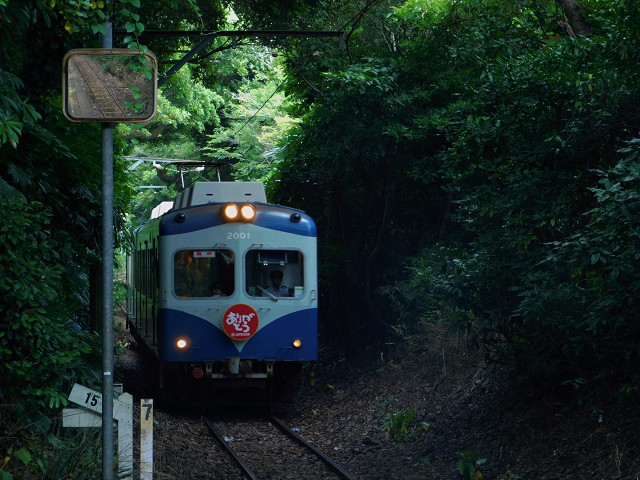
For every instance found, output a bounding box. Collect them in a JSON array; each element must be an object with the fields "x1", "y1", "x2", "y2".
[
  {"x1": 140, "y1": 399, "x2": 154, "y2": 480},
  {"x1": 63, "y1": 384, "x2": 133, "y2": 479}
]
